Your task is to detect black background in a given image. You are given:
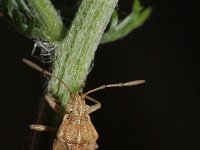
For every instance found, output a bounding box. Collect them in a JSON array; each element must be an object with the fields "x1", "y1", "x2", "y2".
[{"x1": 0, "y1": 0, "x2": 200, "y2": 149}]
